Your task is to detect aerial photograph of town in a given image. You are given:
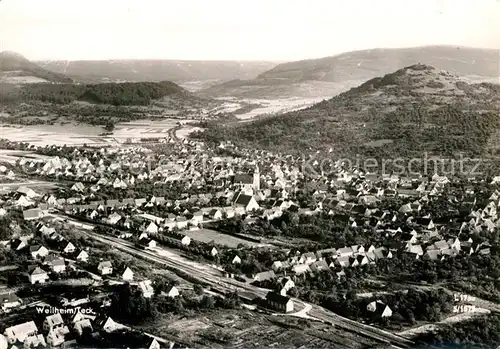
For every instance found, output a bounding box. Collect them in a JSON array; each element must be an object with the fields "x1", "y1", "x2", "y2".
[{"x1": 0, "y1": 0, "x2": 499, "y2": 348}]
